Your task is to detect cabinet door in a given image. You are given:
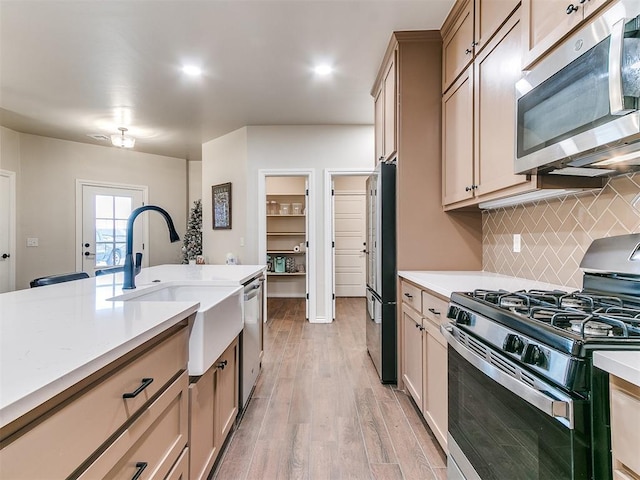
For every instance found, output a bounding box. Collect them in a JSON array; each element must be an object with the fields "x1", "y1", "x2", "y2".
[
  {"x1": 521, "y1": 0, "x2": 582, "y2": 67},
  {"x1": 475, "y1": 0, "x2": 520, "y2": 51},
  {"x1": 443, "y1": 0, "x2": 474, "y2": 92},
  {"x1": 442, "y1": 66, "x2": 474, "y2": 206},
  {"x1": 189, "y1": 368, "x2": 217, "y2": 480},
  {"x1": 424, "y1": 322, "x2": 448, "y2": 452},
  {"x1": 474, "y1": 9, "x2": 529, "y2": 196},
  {"x1": 402, "y1": 305, "x2": 424, "y2": 409},
  {"x1": 374, "y1": 88, "x2": 384, "y2": 162},
  {"x1": 215, "y1": 338, "x2": 239, "y2": 448},
  {"x1": 383, "y1": 56, "x2": 397, "y2": 160}
]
